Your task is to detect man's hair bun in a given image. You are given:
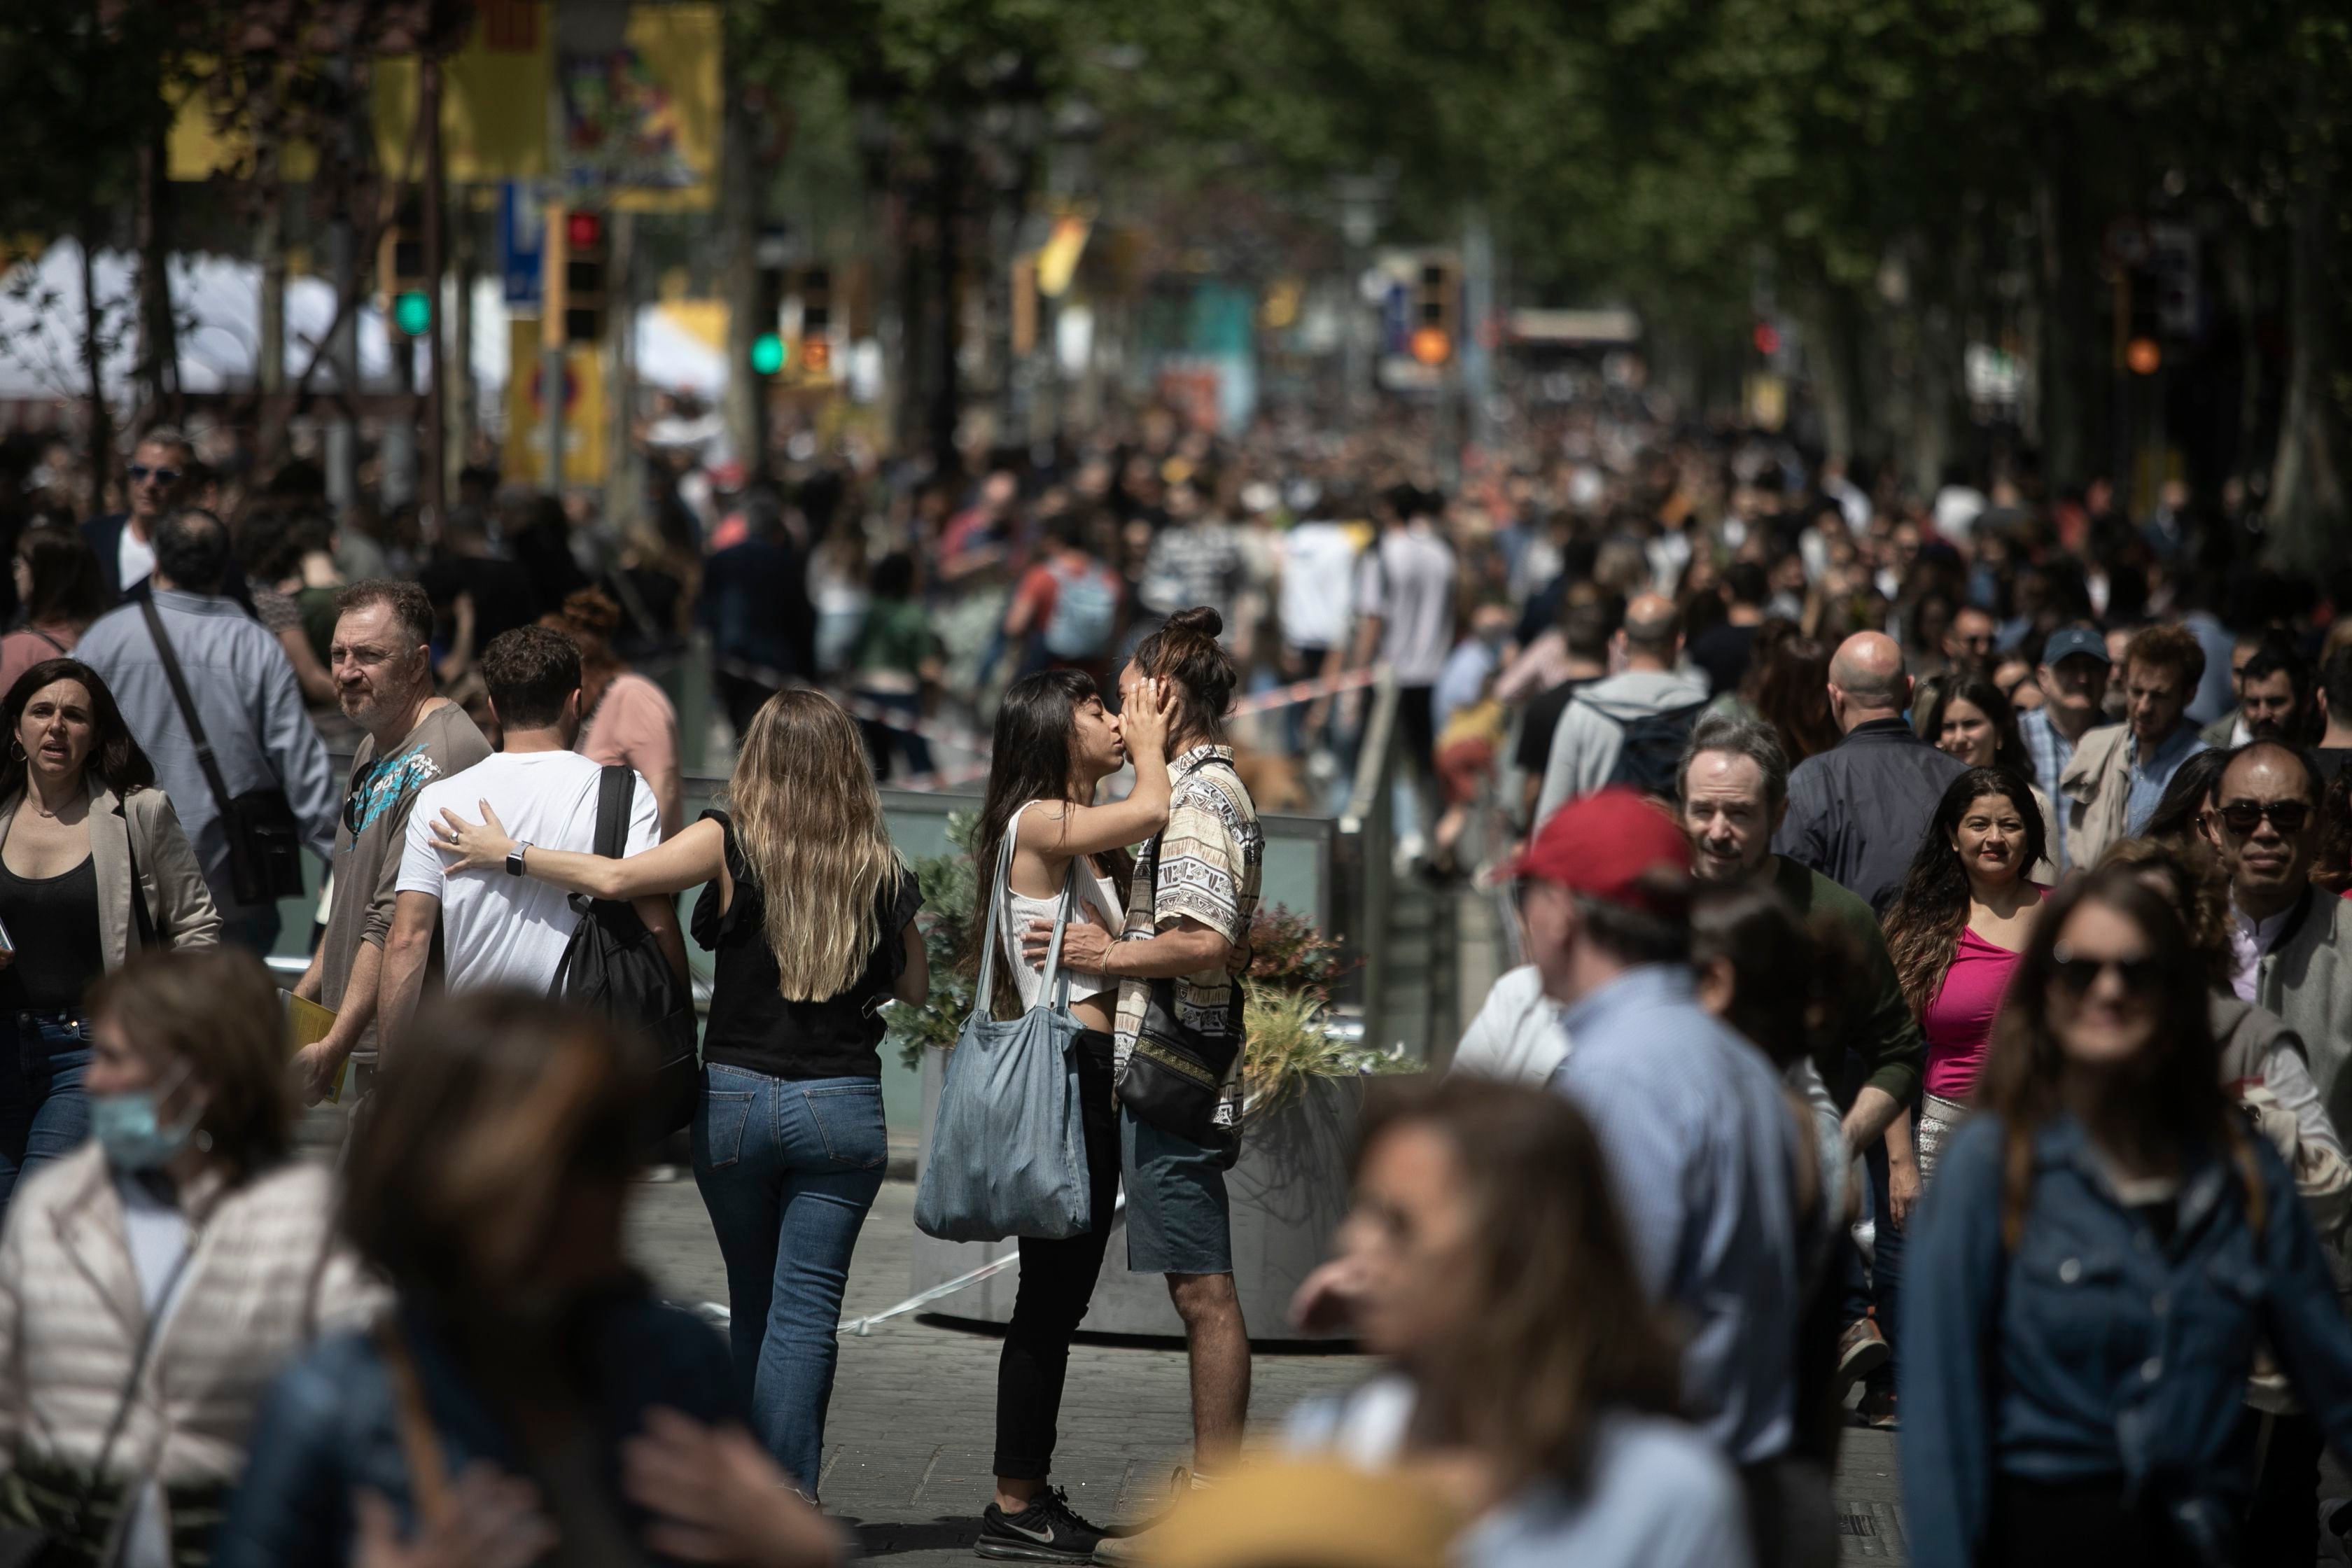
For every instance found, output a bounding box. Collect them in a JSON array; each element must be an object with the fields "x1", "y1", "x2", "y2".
[{"x1": 1166, "y1": 606, "x2": 1224, "y2": 639}]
